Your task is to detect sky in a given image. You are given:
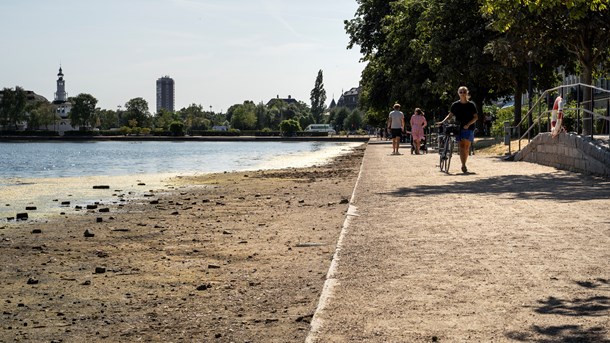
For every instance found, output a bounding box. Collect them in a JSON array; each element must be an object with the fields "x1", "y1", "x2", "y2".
[{"x1": 0, "y1": 0, "x2": 364, "y2": 113}]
